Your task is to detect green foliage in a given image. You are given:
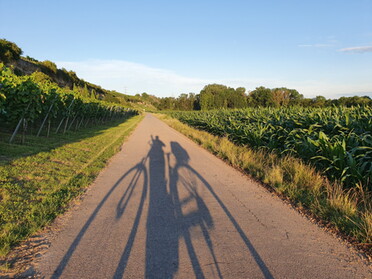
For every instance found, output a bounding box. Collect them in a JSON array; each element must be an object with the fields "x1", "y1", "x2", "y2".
[
  {"x1": 198, "y1": 84, "x2": 248, "y2": 110},
  {"x1": 271, "y1": 87, "x2": 303, "y2": 106},
  {"x1": 0, "y1": 115, "x2": 143, "y2": 256},
  {"x1": 333, "y1": 96, "x2": 372, "y2": 107},
  {"x1": 248, "y1": 86, "x2": 274, "y2": 107},
  {"x1": 200, "y1": 84, "x2": 227, "y2": 109},
  {"x1": 9, "y1": 53, "x2": 155, "y2": 109},
  {"x1": 248, "y1": 86, "x2": 303, "y2": 107},
  {"x1": 0, "y1": 65, "x2": 138, "y2": 134},
  {"x1": 160, "y1": 114, "x2": 372, "y2": 244},
  {"x1": 30, "y1": 71, "x2": 53, "y2": 84},
  {"x1": 0, "y1": 39, "x2": 23, "y2": 64},
  {"x1": 0, "y1": 64, "x2": 6, "y2": 112},
  {"x1": 24, "y1": 55, "x2": 39, "y2": 62},
  {"x1": 171, "y1": 107, "x2": 372, "y2": 192},
  {"x1": 39, "y1": 60, "x2": 57, "y2": 74},
  {"x1": 156, "y1": 84, "x2": 308, "y2": 111},
  {"x1": 312, "y1": 95, "x2": 327, "y2": 107}
]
